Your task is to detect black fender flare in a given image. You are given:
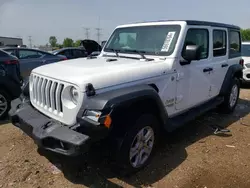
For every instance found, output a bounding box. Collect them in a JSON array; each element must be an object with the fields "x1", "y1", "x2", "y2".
[
  {"x1": 0, "y1": 79, "x2": 21, "y2": 99},
  {"x1": 219, "y1": 64, "x2": 243, "y2": 96},
  {"x1": 77, "y1": 84, "x2": 168, "y2": 129}
]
